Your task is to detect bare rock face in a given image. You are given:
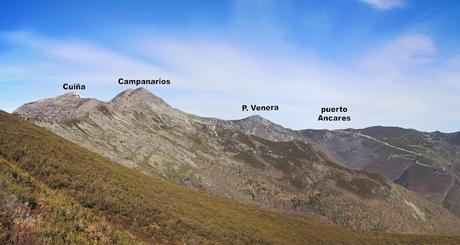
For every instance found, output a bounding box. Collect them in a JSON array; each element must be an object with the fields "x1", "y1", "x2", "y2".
[{"x1": 13, "y1": 88, "x2": 460, "y2": 235}]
